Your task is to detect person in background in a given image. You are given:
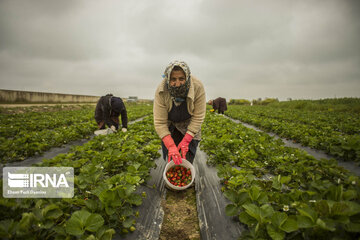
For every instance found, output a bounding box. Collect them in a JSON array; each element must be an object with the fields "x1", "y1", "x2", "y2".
[
  {"x1": 153, "y1": 60, "x2": 206, "y2": 165},
  {"x1": 95, "y1": 94, "x2": 128, "y2": 132},
  {"x1": 208, "y1": 97, "x2": 227, "y2": 114}
]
